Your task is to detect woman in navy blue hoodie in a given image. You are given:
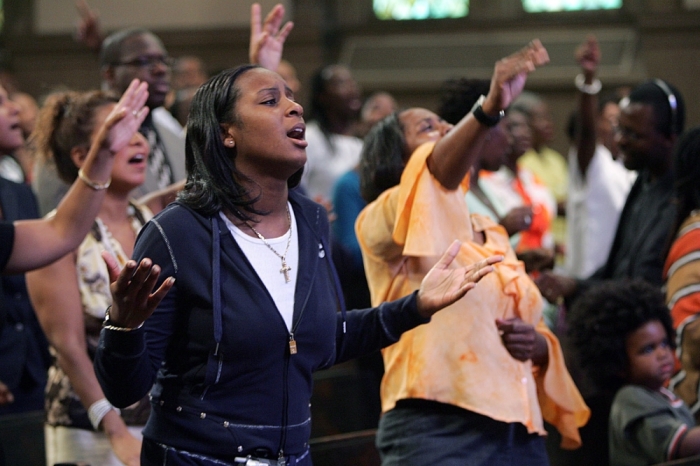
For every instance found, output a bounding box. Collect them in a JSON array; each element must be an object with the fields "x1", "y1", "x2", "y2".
[{"x1": 94, "y1": 61, "x2": 501, "y2": 466}]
